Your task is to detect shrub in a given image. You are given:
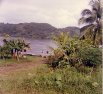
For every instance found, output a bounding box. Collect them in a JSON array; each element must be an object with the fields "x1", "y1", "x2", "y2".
[
  {"x1": 0, "y1": 39, "x2": 30, "y2": 60},
  {"x1": 78, "y1": 46, "x2": 102, "y2": 67},
  {"x1": 47, "y1": 48, "x2": 65, "y2": 68},
  {"x1": 48, "y1": 32, "x2": 102, "y2": 70}
]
